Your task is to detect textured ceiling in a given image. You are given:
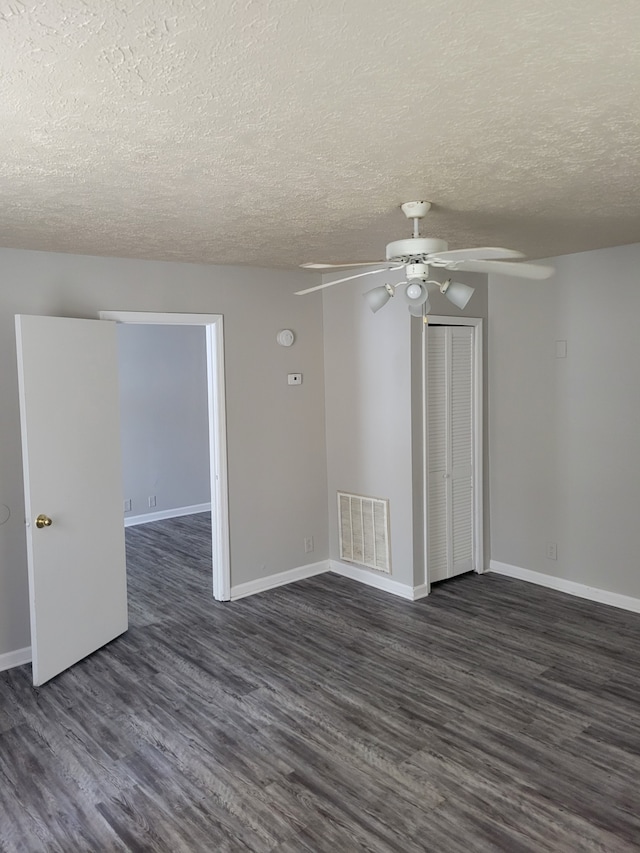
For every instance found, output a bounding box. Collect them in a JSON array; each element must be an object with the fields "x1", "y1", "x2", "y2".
[{"x1": 1, "y1": 0, "x2": 640, "y2": 267}]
